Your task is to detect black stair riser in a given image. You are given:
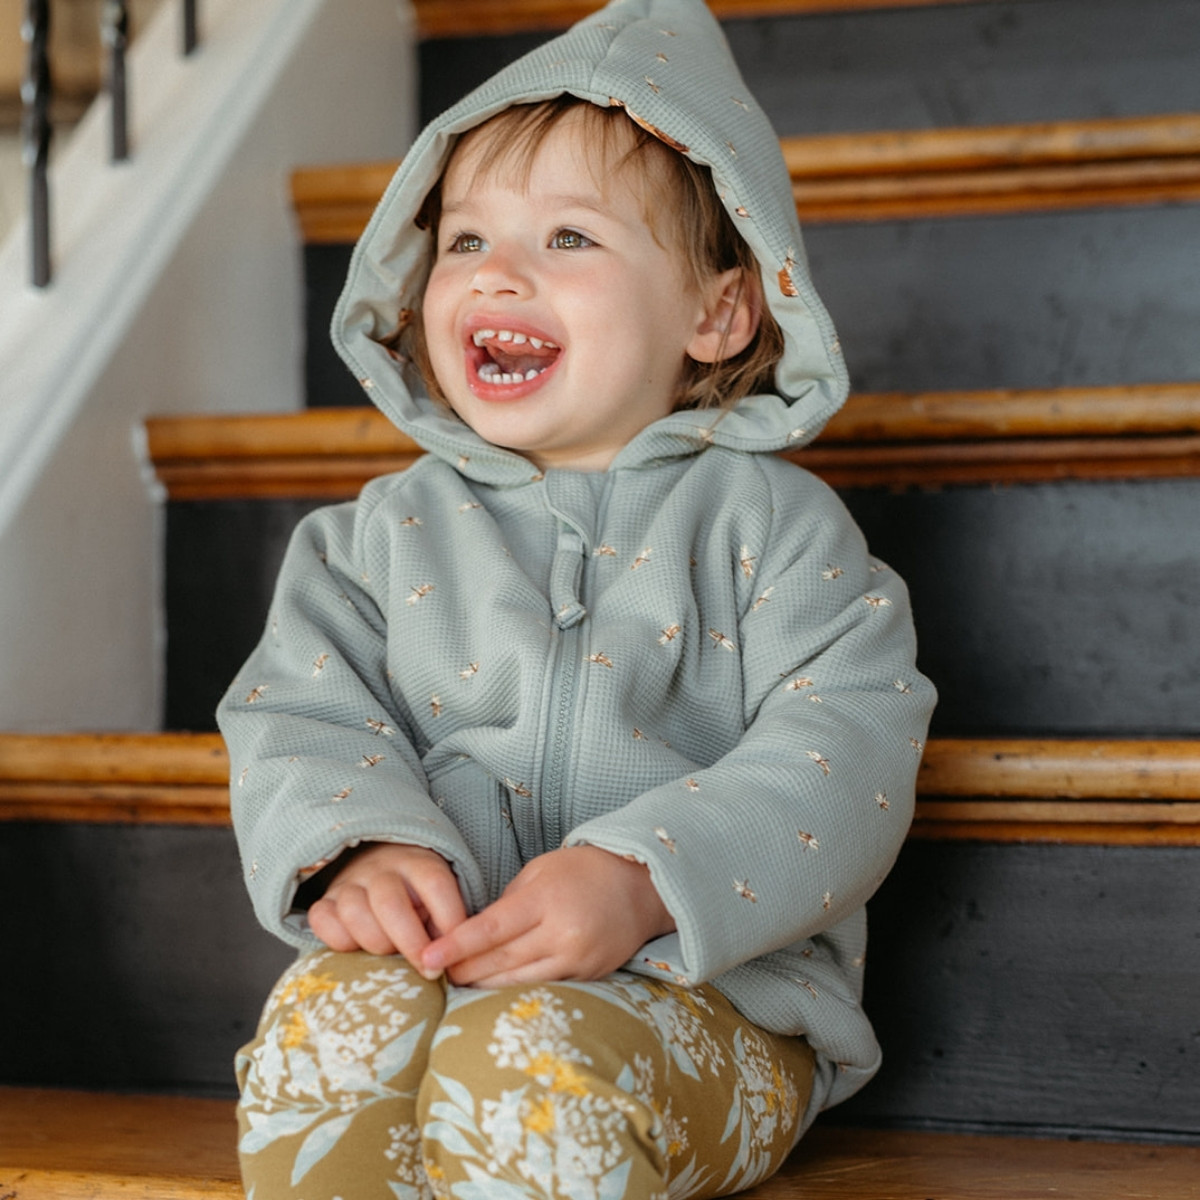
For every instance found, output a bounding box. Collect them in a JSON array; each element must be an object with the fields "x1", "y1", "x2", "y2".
[
  {"x1": 419, "y1": 0, "x2": 1200, "y2": 133},
  {"x1": 0, "y1": 823, "x2": 292, "y2": 1094},
  {"x1": 164, "y1": 479, "x2": 1200, "y2": 738},
  {"x1": 3, "y1": 823, "x2": 1196, "y2": 1145},
  {"x1": 841, "y1": 840, "x2": 1200, "y2": 1142},
  {"x1": 849, "y1": 480, "x2": 1200, "y2": 738},
  {"x1": 165, "y1": 498, "x2": 326, "y2": 731}
]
